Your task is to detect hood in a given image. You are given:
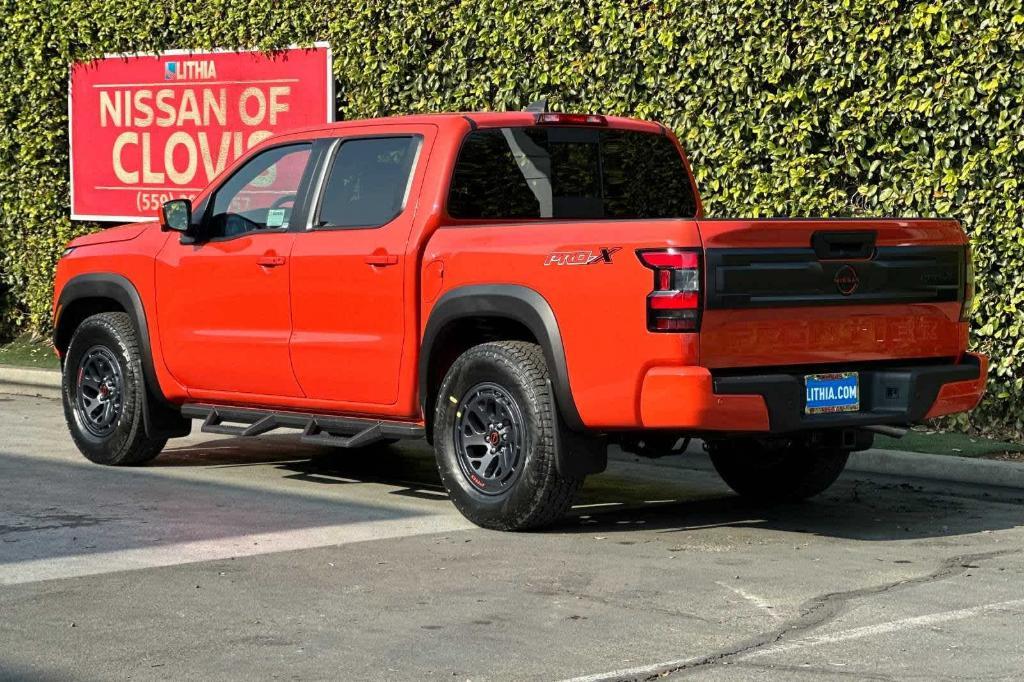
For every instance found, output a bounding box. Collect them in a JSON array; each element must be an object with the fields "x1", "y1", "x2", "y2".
[{"x1": 69, "y1": 221, "x2": 156, "y2": 248}]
